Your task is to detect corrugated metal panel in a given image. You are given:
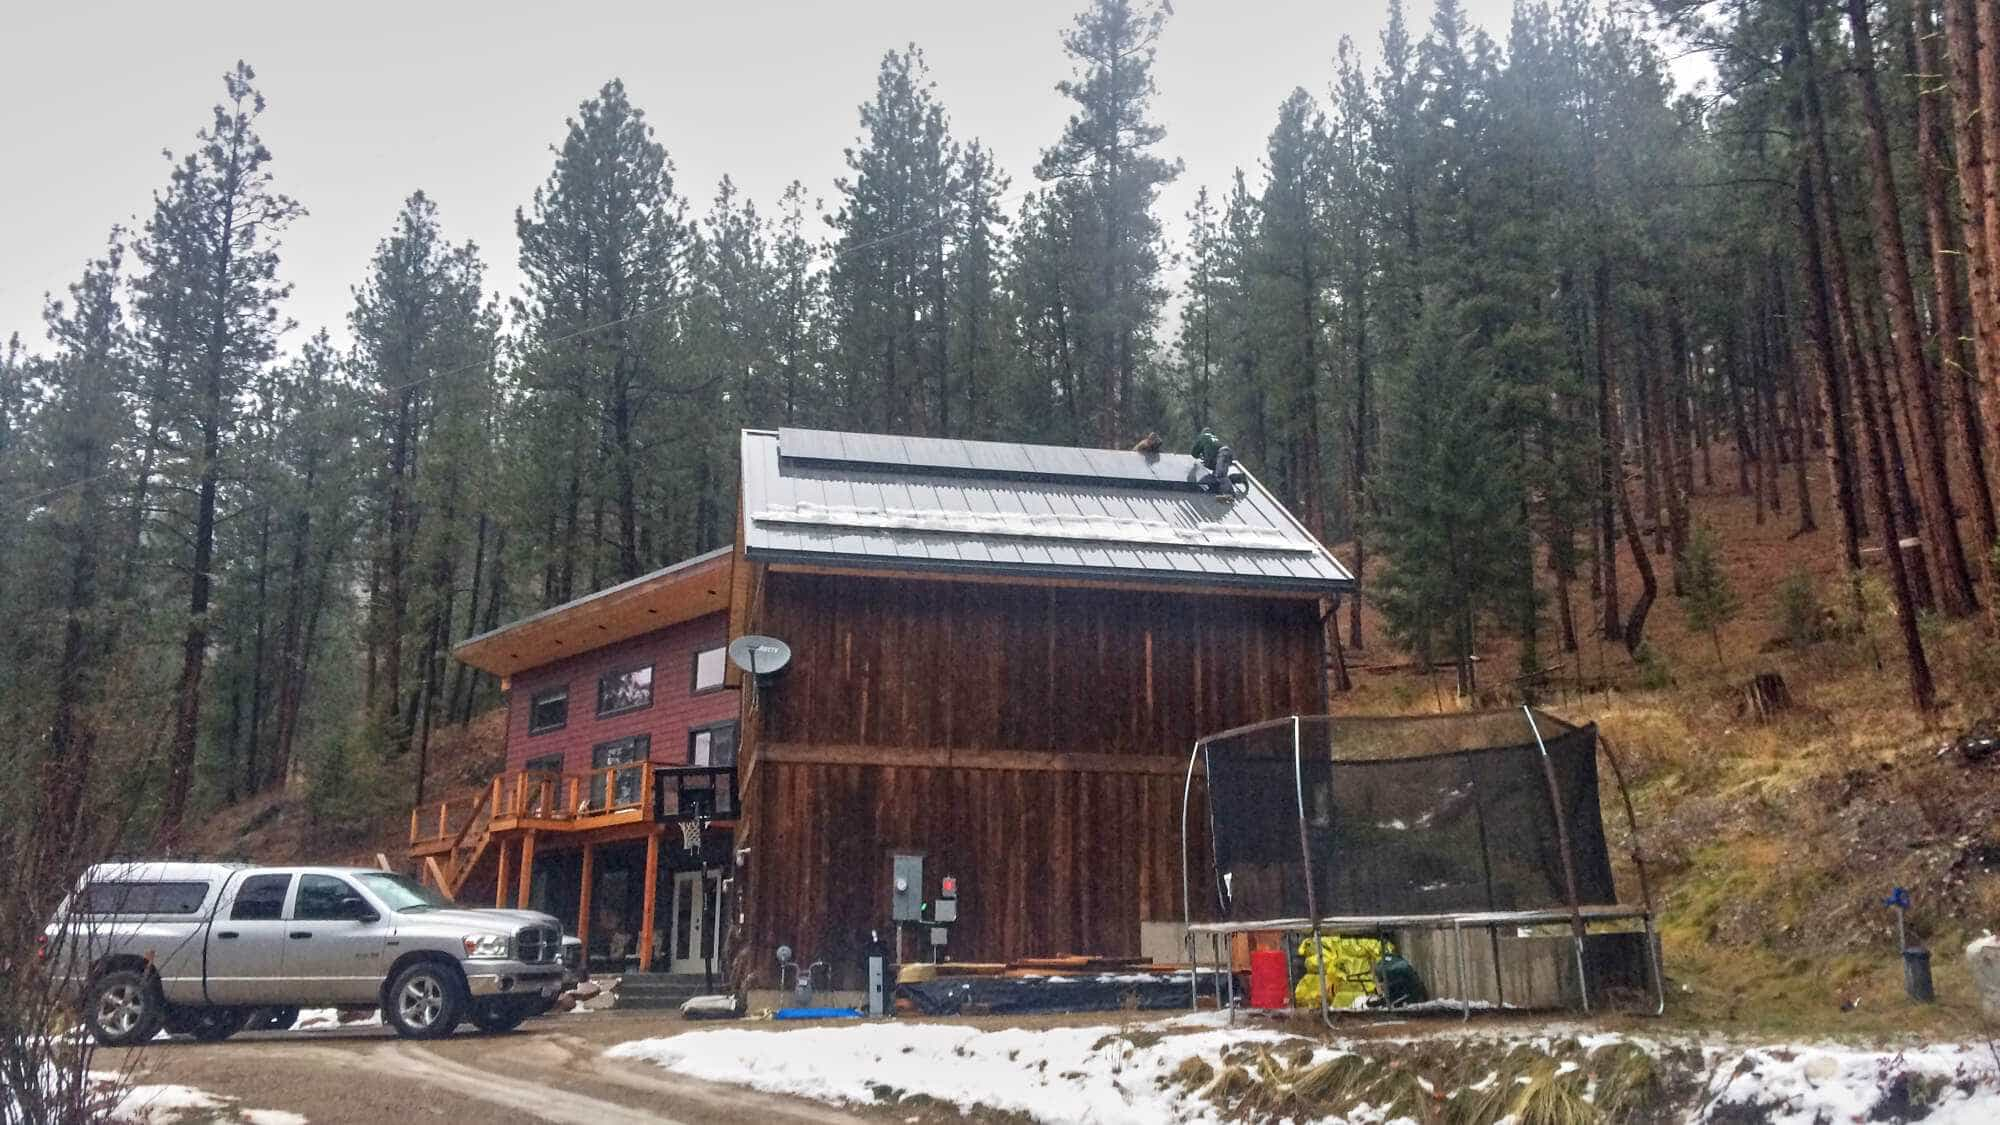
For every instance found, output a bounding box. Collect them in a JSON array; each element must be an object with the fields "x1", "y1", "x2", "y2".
[
  {"x1": 742, "y1": 429, "x2": 1354, "y2": 593},
  {"x1": 777, "y1": 426, "x2": 1201, "y2": 490}
]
